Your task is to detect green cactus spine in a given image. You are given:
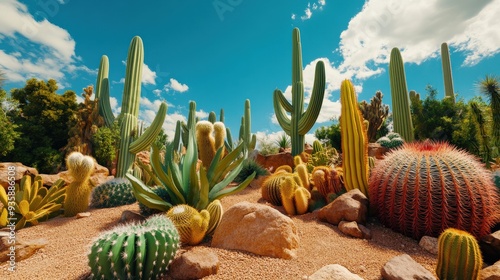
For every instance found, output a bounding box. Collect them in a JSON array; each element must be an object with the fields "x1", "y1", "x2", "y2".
[
  {"x1": 274, "y1": 28, "x2": 326, "y2": 156},
  {"x1": 389, "y1": 47, "x2": 414, "y2": 142},
  {"x1": 340, "y1": 79, "x2": 369, "y2": 198},
  {"x1": 441, "y1": 42, "x2": 456, "y2": 104},
  {"x1": 369, "y1": 141, "x2": 500, "y2": 240},
  {"x1": 90, "y1": 178, "x2": 136, "y2": 208},
  {"x1": 88, "y1": 214, "x2": 179, "y2": 280},
  {"x1": 64, "y1": 152, "x2": 95, "y2": 217},
  {"x1": 436, "y1": 228, "x2": 482, "y2": 280},
  {"x1": 166, "y1": 204, "x2": 210, "y2": 245}
]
